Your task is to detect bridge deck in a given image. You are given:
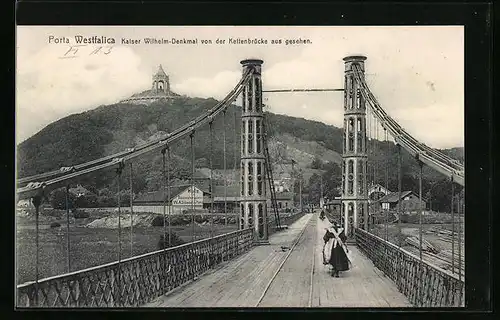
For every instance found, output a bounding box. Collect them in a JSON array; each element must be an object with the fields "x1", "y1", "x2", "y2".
[{"x1": 145, "y1": 212, "x2": 411, "y2": 308}]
